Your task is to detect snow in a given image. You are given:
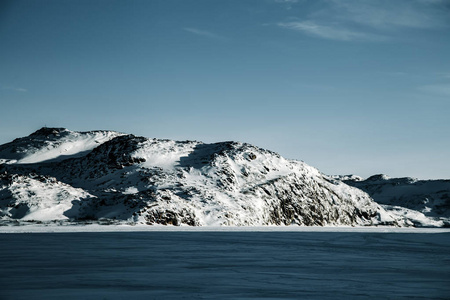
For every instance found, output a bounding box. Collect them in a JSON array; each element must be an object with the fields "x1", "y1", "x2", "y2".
[
  {"x1": 135, "y1": 139, "x2": 198, "y2": 170},
  {"x1": 1, "y1": 128, "x2": 449, "y2": 228},
  {"x1": 0, "y1": 174, "x2": 96, "y2": 221},
  {"x1": 25, "y1": 132, "x2": 122, "y2": 163},
  {"x1": 0, "y1": 128, "x2": 124, "y2": 164},
  {"x1": 381, "y1": 204, "x2": 446, "y2": 227},
  {"x1": 1, "y1": 128, "x2": 449, "y2": 298},
  {"x1": 343, "y1": 174, "x2": 450, "y2": 227},
  {"x1": 0, "y1": 230, "x2": 449, "y2": 299},
  {"x1": 122, "y1": 187, "x2": 139, "y2": 195},
  {"x1": 1, "y1": 224, "x2": 449, "y2": 233}
]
